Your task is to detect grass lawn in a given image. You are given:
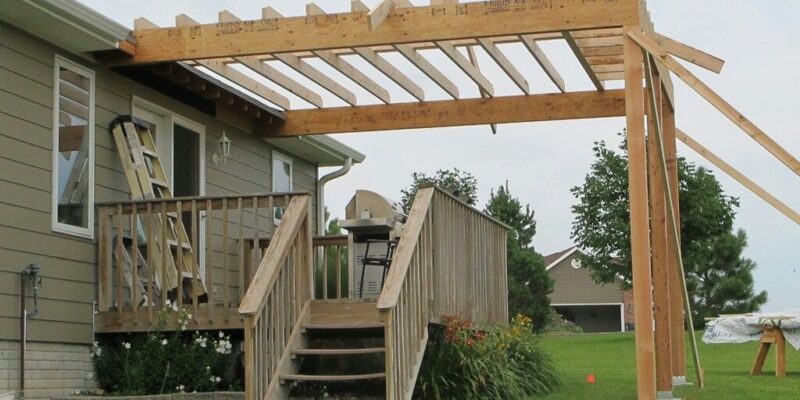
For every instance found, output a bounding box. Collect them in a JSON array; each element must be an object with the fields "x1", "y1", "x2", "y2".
[{"x1": 536, "y1": 332, "x2": 799, "y2": 399}]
